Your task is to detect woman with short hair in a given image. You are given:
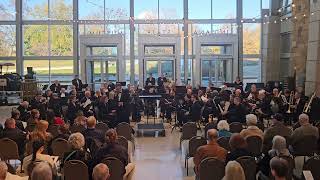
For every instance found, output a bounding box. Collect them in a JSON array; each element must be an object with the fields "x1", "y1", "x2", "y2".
[
  {"x1": 222, "y1": 161, "x2": 245, "y2": 180},
  {"x1": 217, "y1": 120, "x2": 232, "y2": 138}
]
